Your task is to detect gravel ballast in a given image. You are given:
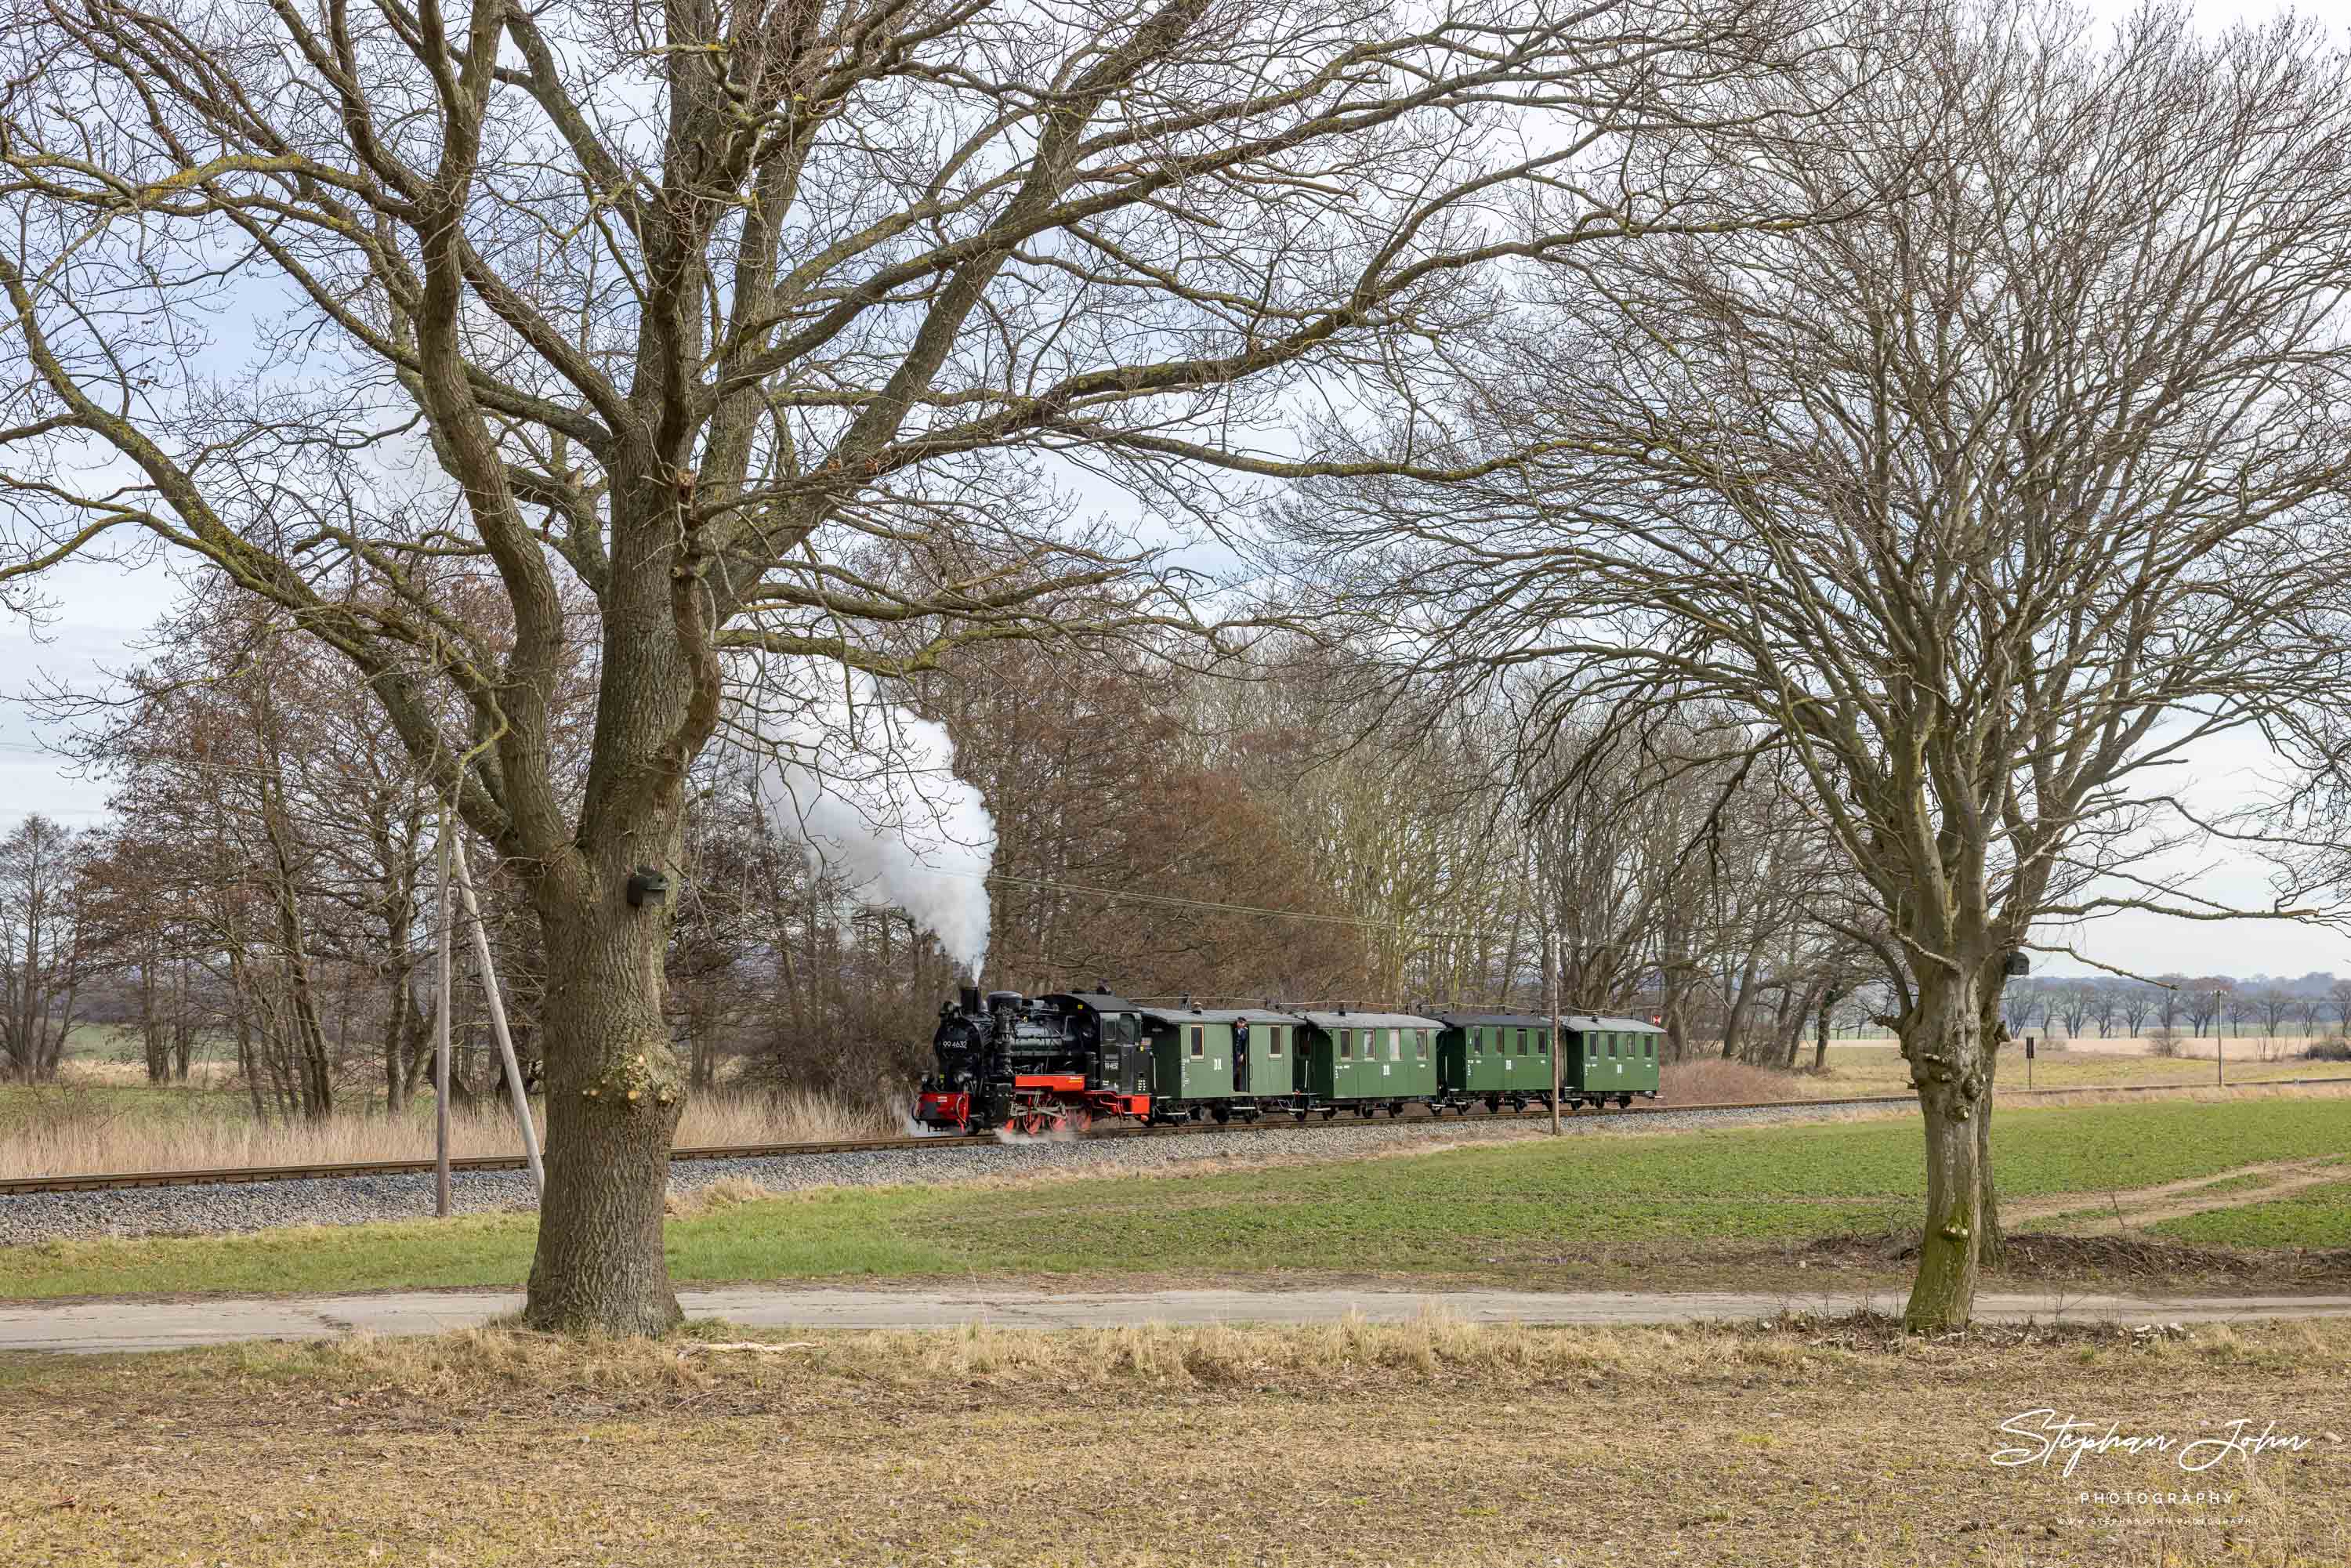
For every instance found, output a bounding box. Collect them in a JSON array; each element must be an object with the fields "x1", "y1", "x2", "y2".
[{"x1": 0, "y1": 1102, "x2": 1905, "y2": 1246}]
